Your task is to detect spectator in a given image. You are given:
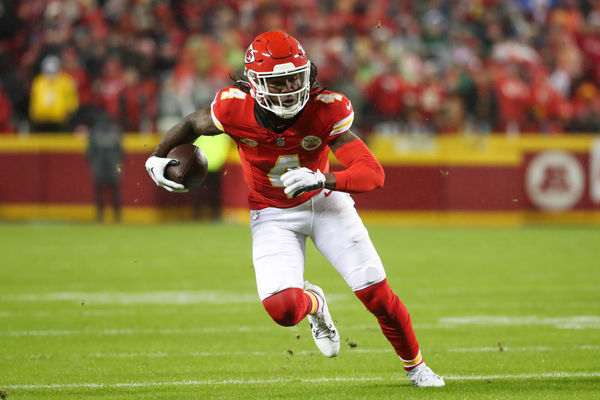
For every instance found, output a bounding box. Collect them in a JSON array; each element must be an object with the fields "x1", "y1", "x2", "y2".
[
  {"x1": 493, "y1": 63, "x2": 532, "y2": 134},
  {"x1": 95, "y1": 55, "x2": 125, "y2": 122},
  {"x1": 29, "y1": 55, "x2": 79, "y2": 132},
  {"x1": 62, "y1": 47, "x2": 92, "y2": 107},
  {"x1": 0, "y1": 0, "x2": 598, "y2": 136},
  {"x1": 0, "y1": 82, "x2": 15, "y2": 133},
  {"x1": 0, "y1": 45, "x2": 27, "y2": 132},
  {"x1": 363, "y1": 61, "x2": 410, "y2": 135},
  {"x1": 118, "y1": 67, "x2": 146, "y2": 132},
  {"x1": 566, "y1": 82, "x2": 600, "y2": 133},
  {"x1": 529, "y1": 66, "x2": 570, "y2": 134}
]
